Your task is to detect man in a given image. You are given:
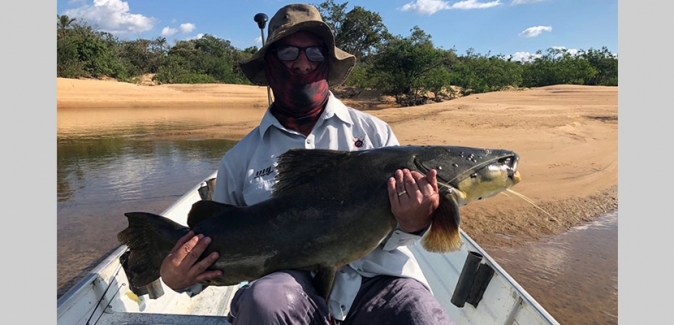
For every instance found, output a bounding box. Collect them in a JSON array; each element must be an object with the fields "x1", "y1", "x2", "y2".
[{"x1": 159, "y1": 4, "x2": 453, "y2": 325}]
